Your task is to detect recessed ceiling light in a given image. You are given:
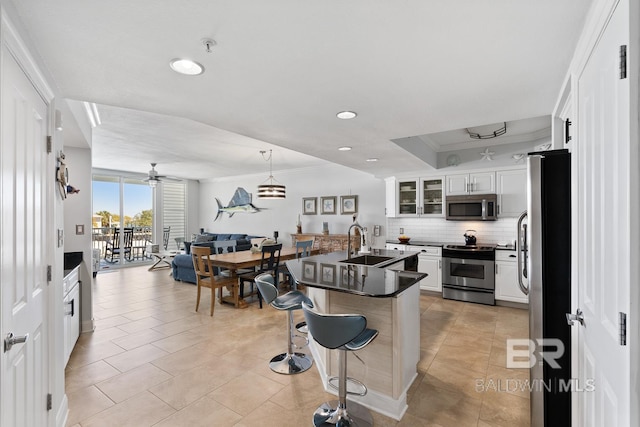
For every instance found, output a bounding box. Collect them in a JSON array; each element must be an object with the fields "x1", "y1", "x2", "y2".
[
  {"x1": 336, "y1": 111, "x2": 357, "y2": 120},
  {"x1": 169, "y1": 58, "x2": 204, "y2": 75},
  {"x1": 338, "y1": 146, "x2": 352, "y2": 151},
  {"x1": 366, "y1": 158, "x2": 378, "y2": 162}
]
